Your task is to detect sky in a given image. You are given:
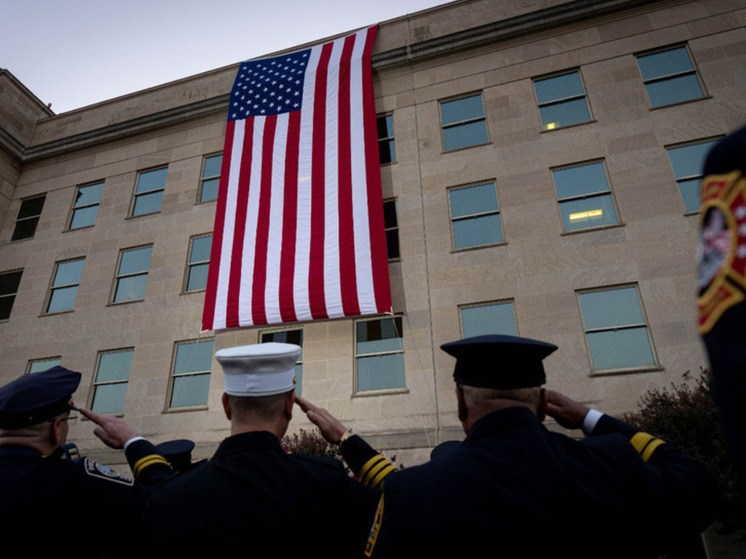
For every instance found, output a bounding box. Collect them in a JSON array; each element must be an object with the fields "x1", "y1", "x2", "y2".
[{"x1": 3, "y1": 0, "x2": 449, "y2": 114}]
